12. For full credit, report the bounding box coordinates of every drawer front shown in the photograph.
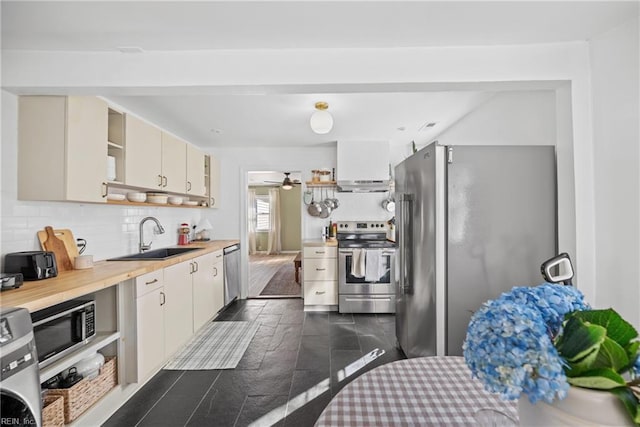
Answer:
[135,269,164,297]
[303,258,336,281]
[303,246,337,259]
[304,280,337,305]
[212,249,224,263]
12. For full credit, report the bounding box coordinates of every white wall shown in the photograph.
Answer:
[589,17,640,327]
[434,91,557,146]
[0,91,203,266]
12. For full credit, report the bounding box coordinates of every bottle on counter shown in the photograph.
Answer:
[178,223,190,245]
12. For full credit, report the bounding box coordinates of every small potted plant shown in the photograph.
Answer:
[463,283,640,426]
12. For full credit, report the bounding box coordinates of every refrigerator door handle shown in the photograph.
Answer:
[399,193,413,295]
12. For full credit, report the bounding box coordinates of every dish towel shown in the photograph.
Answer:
[364,249,385,282]
[351,249,366,278]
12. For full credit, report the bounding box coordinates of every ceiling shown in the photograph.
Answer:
[2,1,637,149]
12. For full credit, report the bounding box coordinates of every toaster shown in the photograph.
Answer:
[4,251,58,280]
[0,273,24,290]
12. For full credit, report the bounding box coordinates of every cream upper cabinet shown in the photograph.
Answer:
[124,114,162,190]
[206,154,221,208]
[18,96,108,203]
[161,132,187,194]
[186,144,207,197]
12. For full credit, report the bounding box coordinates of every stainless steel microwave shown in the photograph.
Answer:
[30,299,96,367]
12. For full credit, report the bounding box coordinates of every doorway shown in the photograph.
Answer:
[247,171,302,298]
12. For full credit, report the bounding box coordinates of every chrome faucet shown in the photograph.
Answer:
[139,217,166,253]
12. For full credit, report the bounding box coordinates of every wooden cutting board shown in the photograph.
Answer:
[38,227,77,271]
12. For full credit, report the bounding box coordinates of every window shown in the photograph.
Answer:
[256,195,270,231]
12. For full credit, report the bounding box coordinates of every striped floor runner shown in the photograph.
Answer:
[164,321,259,370]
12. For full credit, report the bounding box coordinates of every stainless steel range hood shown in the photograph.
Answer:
[337,141,390,193]
[337,180,390,193]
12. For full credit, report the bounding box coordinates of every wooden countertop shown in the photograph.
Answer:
[0,240,239,312]
[303,239,338,247]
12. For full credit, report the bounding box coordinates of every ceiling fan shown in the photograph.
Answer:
[265,172,301,190]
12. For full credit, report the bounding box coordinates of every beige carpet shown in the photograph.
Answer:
[248,253,297,296]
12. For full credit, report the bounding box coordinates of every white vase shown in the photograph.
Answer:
[518,386,633,426]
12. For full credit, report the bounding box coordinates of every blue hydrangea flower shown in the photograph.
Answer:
[463,283,588,404]
[633,355,640,378]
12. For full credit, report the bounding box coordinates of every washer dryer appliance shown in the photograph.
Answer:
[0,307,42,427]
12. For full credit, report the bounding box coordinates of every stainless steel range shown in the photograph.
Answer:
[337,221,396,313]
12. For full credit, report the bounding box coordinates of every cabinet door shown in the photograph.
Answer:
[65,97,108,203]
[163,261,194,357]
[161,132,187,194]
[125,115,162,189]
[192,252,215,331]
[208,155,220,208]
[212,253,225,314]
[136,287,165,380]
[17,96,107,203]
[186,144,207,197]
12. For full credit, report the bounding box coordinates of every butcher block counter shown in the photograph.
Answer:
[0,240,239,312]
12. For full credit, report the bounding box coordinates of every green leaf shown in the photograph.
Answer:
[624,341,640,371]
[610,387,640,425]
[567,368,627,389]
[591,336,630,372]
[570,309,638,347]
[556,316,607,363]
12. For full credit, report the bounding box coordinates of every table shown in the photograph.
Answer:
[293,252,302,283]
[315,356,518,426]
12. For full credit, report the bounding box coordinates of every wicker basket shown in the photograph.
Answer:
[48,357,117,423]
[42,395,65,427]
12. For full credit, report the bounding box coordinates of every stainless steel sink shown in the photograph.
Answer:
[107,247,201,261]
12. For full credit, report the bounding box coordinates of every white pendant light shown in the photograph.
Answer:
[310,101,333,134]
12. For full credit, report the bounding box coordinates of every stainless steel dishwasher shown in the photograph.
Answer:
[223,244,240,306]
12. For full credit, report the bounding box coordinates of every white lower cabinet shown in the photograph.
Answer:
[134,253,226,380]
[192,250,225,331]
[163,261,194,357]
[134,270,165,380]
[212,252,225,315]
[303,243,338,307]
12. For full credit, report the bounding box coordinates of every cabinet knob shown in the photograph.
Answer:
[157,174,163,187]
[145,278,158,285]
[316,268,326,271]
[187,181,192,192]
[162,176,168,187]
[101,182,108,198]
[160,291,166,306]
[213,266,218,276]
[210,197,215,207]
[315,251,325,254]
[315,291,326,295]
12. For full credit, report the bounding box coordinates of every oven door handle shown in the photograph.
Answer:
[339,249,395,255]
[343,297,393,302]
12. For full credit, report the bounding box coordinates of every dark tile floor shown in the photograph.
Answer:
[104,298,404,427]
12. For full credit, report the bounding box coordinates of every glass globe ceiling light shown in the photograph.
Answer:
[310,101,333,134]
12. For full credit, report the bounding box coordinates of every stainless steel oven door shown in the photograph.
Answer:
[338,249,396,295]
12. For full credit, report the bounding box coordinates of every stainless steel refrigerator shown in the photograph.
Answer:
[394,142,557,357]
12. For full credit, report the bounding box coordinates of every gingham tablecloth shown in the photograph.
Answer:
[315,356,517,426]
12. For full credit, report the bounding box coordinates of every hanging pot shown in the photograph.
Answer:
[307,188,322,217]
[318,188,331,218]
